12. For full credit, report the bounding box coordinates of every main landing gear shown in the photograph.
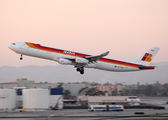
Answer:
[76,67,84,74]
[20,54,23,60]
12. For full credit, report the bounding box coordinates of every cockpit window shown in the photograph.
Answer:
[12,43,16,45]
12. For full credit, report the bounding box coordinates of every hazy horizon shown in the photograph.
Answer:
[0,62,168,85]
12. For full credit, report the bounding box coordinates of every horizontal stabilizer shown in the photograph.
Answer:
[138,65,155,70]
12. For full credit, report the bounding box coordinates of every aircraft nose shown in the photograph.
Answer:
[8,44,12,49]
[8,43,16,50]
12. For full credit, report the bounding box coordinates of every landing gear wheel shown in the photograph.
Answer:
[80,71,84,74]
[76,68,80,71]
[75,66,84,74]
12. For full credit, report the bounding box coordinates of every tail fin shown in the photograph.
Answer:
[131,47,160,66]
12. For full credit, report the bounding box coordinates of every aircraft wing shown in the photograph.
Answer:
[62,51,109,63]
[85,51,109,61]
[59,51,110,65]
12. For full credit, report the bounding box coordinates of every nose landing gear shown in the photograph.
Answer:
[20,55,23,60]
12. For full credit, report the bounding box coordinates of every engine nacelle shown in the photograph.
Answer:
[58,58,72,65]
[75,57,89,64]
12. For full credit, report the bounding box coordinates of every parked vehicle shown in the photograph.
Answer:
[88,105,124,112]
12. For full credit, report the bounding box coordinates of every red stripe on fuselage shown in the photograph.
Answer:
[29,43,140,68]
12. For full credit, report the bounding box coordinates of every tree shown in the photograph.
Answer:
[137,82,140,86]
[85,88,97,96]
[91,82,100,86]
[64,90,71,96]
[119,90,124,96]
[124,89,130,95]
[104,91,108,94]
[95,91,105,96]
[78,87,88,95]
[57,83,63,88]
[144,85,153,96]
[130,89,137,95]
[78,87,104,96]
[161,83,168,96]
[111,90,117,96]
[103,82,112,86]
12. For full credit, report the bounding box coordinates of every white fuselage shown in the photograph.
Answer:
[8,42,154,73]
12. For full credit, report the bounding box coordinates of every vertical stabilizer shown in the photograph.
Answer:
[131,47,160,65]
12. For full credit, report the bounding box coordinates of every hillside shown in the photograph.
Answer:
[0,62,168,84]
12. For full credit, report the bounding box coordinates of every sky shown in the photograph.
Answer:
[0,0,168,67]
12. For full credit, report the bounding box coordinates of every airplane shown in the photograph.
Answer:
[8,42,160,74]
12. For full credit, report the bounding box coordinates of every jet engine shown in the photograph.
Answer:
[58,58,72,65]
[75,57,89,64]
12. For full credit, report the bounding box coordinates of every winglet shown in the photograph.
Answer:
[101,51,110,57]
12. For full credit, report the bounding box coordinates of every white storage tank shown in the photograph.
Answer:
[23,89,49,109]
[0,89,16,110]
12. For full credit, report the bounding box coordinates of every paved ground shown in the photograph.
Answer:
[0,109,168,120]
[0,97,168,120]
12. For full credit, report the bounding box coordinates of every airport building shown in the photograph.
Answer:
[77,96,140,106]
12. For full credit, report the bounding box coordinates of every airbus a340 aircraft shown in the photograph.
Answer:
[8,42,160,74]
